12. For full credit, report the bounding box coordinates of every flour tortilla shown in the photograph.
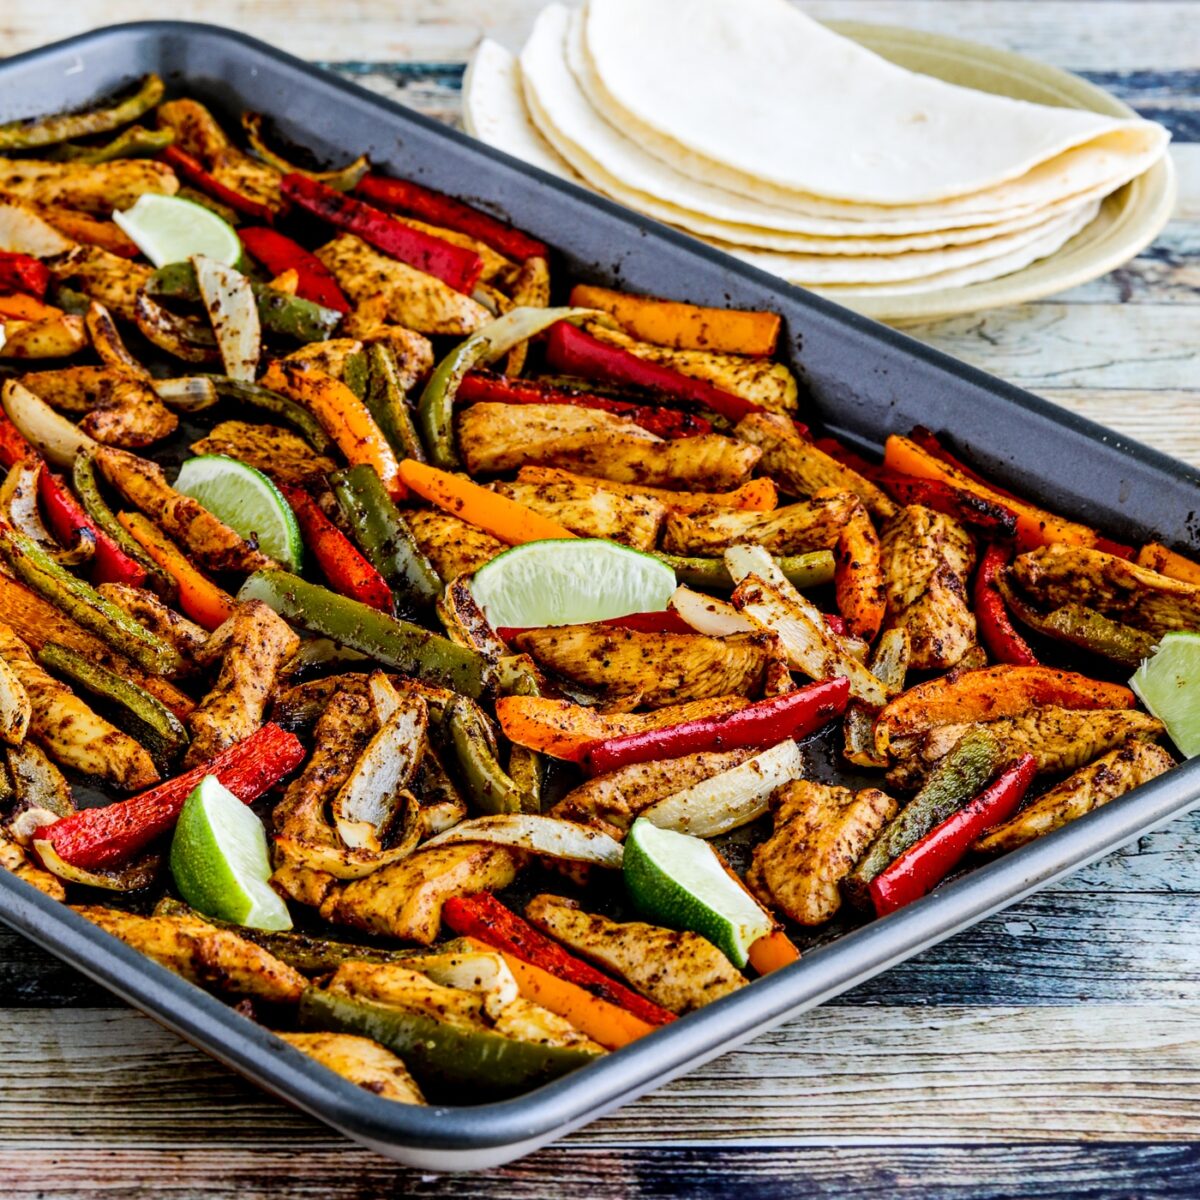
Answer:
[581,0,1169,207]
[513,6,1130,253]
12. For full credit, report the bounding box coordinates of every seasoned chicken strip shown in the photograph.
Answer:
[93,445,275,574]
[74,907,306,1003]
[524,894,744,1014]
[276,1032,426,1104]
[183,601,299,767]
[1012,545,1200,638]
[974,739,1176,854]
[880,504,977,670]
[0,623,158,791]
[747,780,897,926]
[20,366,177,447]
[405,510,506,581]
[47,246,152,323]
[190,421,338,489]
[97,583,209,669]
[492,477,666,550]
[551,749,756,834]
[318,843,520,944]
[662,492,859,555]
[512,626,775,706]
[735,412,895,518]
[316,233,489,336]
[0,158,177,215]
[888,706,1165,790]
[0,827,66,900]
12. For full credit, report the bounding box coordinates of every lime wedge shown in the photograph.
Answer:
[470,538,675,628]
[169,775,293,930]
[623,818,772,968]
[174,454,303,571]
[1131,631,1200,757]
[113,193,242,268]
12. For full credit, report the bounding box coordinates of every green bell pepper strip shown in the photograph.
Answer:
[298,986,600,1099]
[241,112,370,192]
[656,550,836,592]
[446,695,528,815]
[341,348,370,401]
[37,641,189,769]
[148,263,342,344]
[208,377,336,455]
[845,727,1004,907]
[238,570,489,698]
[330,464,441,607]
[0,74,164,150]
[417,307,605,469]
[0,521,182,677]
[365,342,427,463]
[44,125,175,163]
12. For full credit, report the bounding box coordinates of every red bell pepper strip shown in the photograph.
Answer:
[869,754,1037,916]
[876,471,1018,538]
[161,145,277,224]
[544,320,766,426]
[824,613,848,637]
[0,411,33,467]
[279,485,394,613]
[0,252,50,299]
[238,226,350,313]
[280,173,483,294]
[582,676,851,775]
[39,470,147,587]
[974,542,1039,667]
[456,371,712,440]
[498,609,696,642]
[355,174,548,263]
[442,893,676,1026]
[34,723,304,870]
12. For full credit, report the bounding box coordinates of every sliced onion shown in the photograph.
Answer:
[1,379,97,469]
[153,376,219,412]
[133,288,219,365]
[421,814,624,869]
[0,457,95,567]
[0,654,30,746]
[33,837,162,892]
[670,584,757,637]
[193,254,261,382]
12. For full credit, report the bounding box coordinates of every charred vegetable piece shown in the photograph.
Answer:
[0,252,51,299]
[239,226,350,313]
[239,570,490,699]
[43,125,175,164]
[975,542,1039,666]
[0,75,164,150]
[876,471,1018,538]
[241,113,369,193]
[363,342,426,464]
[444,696,530,815]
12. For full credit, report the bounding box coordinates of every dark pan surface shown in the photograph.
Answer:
[2,20,1200,1169]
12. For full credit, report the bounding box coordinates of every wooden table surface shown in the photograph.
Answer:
[2,2,1199,1196]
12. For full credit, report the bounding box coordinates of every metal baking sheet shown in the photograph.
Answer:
[2,20,1200,1170]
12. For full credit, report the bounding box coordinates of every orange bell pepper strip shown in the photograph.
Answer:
[275,365,404,500]
[0,293,61,321]
[748,929,801,975]
[1137,542,1200,585]
[118,512,236,631]
[568,283,781,357]
[834,502,886,642]
[514,466,777,513]
[882,434,1096,552]
[398,459,577,545]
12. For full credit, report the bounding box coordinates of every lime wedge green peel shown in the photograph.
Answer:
[169,775,293,931]
[469,538,676,629]
[623,818,772,968]
[174,454,303,571]
[113,193,242,268]
[1131,631,1200,758]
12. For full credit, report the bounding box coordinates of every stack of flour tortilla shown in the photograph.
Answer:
[462,0,1170,301]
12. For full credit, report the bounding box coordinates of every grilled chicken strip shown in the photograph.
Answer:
[0,623,158,791]
[735,412,895,518]
[748,780,897,926]
[492,476,667,550]
[975,739,1176,854]
[524,894,744,1014]
[662,491,860,555]
[887,706,1165,791]
[512,626,775,706]
[406,510,506,581]
[20,366,177,447]
[93,445,275,574]
[551,749,756,834]
[97,583,209,669]
[458,402,760,490]
[190,421,338,490]
[880,504,977,670]
[276,1032,426,1104]
[1012,545,1200,638]
[316,233,490,336]
[47,246,153,323]
[0,158,178,215]
[0,827,65,900]
[183,600,299,767]
[317,843,521,944]
[75,906,306,1003]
